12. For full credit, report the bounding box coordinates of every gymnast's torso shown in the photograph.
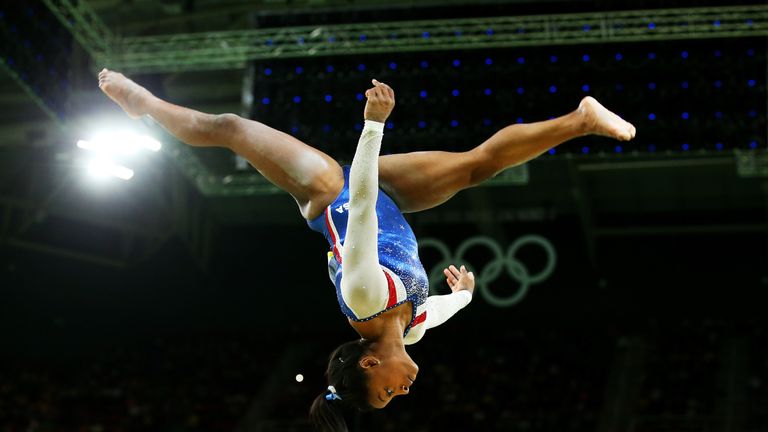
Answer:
[308,166,430,340]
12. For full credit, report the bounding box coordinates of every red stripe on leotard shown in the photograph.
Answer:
[384,271,398,308]
[412,312,427,326]
[324,208,342,264]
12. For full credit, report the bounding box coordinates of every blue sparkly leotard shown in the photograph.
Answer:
[306,121,471,345]
[308,166,430,338]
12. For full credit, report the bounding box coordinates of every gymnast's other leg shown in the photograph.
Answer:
[378,96,636,213]
[97,69,343,220]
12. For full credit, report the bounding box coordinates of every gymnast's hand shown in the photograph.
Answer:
[443,265,475,296]
[363,79,395,123]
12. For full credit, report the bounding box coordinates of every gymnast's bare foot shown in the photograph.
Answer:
[578,96,637,141]
[98,68,153,119]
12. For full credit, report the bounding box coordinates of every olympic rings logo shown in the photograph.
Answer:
[418,235,557,307]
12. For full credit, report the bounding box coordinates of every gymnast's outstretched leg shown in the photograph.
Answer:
[378,97,636,213]
[97,69,343,220]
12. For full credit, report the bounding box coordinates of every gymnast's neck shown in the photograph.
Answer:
[349,304,412,346]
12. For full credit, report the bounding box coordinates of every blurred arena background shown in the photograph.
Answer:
[1,0,767,431]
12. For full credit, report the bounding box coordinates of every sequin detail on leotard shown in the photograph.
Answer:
[308,166,429,336]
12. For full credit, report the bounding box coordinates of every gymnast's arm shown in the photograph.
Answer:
[423,290,473,330]
[339,80,396,318]
[424,265,475,329]
[403,266,474,344]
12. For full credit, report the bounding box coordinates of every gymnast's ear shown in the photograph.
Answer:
[359,355,381,369]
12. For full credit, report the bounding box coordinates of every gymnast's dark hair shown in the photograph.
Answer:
[310,339,375,432]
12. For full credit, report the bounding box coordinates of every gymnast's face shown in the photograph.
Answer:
[360,352,419,408]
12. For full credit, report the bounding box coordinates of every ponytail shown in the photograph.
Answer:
[310,339,374,431]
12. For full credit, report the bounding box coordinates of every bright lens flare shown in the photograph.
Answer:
[87,158,134,180]
[77,130,160,182]
[77,131,161,155]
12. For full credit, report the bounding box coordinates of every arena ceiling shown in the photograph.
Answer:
[0,0,765,270]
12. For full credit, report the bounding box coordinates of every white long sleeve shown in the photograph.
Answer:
[339,120,389,319]
[424,290,473,329]
[403,290,472,345]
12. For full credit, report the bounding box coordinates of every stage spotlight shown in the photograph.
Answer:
[76,130,160,182]
[77,131,161,155]
[86,157,134,181]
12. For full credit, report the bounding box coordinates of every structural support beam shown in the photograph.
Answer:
[110,5,768,73]
[568,160,598,273]
[594,224,768,236]
[0,62,62,125]
[41,0,113,61]
[96,0,577,32]
[0,195,172,269]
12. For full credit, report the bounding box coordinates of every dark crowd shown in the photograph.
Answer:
[3,317,768,432]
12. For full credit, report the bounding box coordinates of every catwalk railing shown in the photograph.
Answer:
[101,5,768,73]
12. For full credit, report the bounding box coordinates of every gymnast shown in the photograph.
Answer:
[98,69,635,431]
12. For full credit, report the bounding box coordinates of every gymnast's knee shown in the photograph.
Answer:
[210,113,247,148]
[468,149,504,186]
[212,112,243,128]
